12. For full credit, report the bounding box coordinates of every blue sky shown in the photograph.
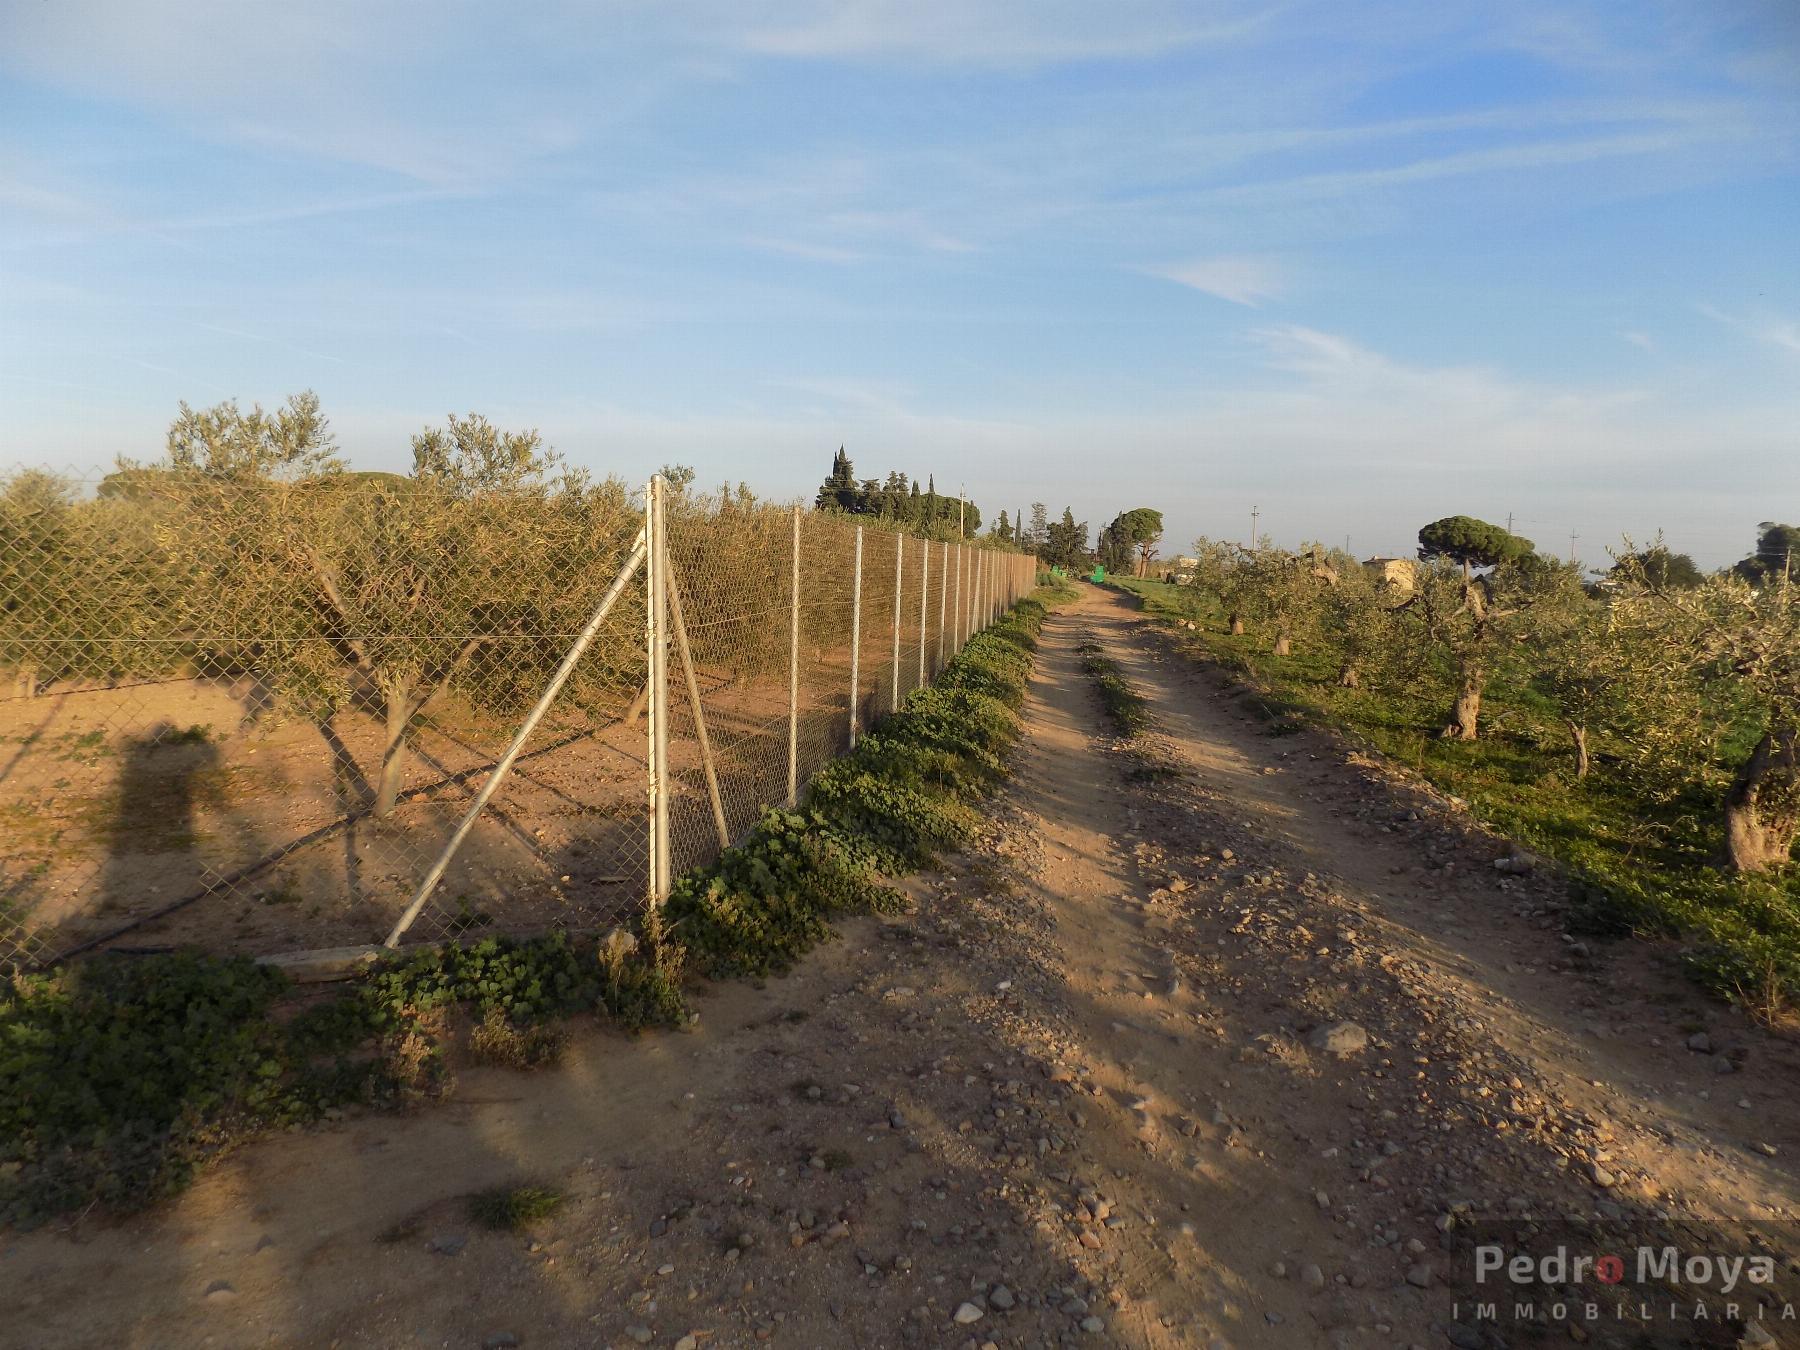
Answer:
[2,1,1796,566]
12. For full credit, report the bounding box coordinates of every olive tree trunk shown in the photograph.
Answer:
[374,678,422,818]
[1723,725,1800,873]
[1439,662,1483,741]
[1566,720,1590,780]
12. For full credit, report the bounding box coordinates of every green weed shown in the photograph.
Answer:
[1080,646,1150,736]
[467,1183,564,1230]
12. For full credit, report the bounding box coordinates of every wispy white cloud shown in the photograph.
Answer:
[1620,329,1655,352]
[1206,127,1747,208]
[1143,255,1286,306]
[744,236,867,264]
[826,210,976,254]
[0,174,100,220]
[728,0,1270,65]
[1699,303,1800,358]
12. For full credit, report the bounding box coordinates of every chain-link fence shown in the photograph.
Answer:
[0,468,1035,969]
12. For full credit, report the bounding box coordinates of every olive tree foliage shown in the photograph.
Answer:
[1318,556,1411,690]
[1188,538,1254,634]
[1610,558,1800,873]
[141,397,636,818]
[1395,552,1584,741]
[1609,546,1705,590]
[0,471,177,696]
[1526,599,1635,779]
[161,391,346,481]
[1237,544,1340,656]
[1186,537,1343,656]
[1,472,82,697]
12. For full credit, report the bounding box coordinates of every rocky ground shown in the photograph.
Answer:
[5,584,1799,1349]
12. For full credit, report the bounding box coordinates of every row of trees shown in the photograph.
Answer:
[813,468,1164,581]
[1004,503,1164,576]
[1182,515,1798,875]
[2,394,647,818]
[814,450,981,537]
[6,405,1059,830]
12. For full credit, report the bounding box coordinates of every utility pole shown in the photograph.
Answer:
[1344,533,1352,557]
[1249,505,1259,549]
[1568,530,1579,563]
[1506,512,1514,535]
[958,489,965,540]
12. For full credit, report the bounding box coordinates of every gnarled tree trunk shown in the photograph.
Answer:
[1723,725,1799,873]
[374,677,422,818]
[1566,720,1590,780]
[1439,662,1483,741]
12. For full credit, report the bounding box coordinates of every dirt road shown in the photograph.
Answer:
[7,585,1799,1349]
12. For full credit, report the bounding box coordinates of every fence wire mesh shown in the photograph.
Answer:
[0,467,1033,969]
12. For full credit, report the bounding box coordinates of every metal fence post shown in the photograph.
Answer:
[890,533,903,713]
[381,526,648,948]
[952,543,963,655]
[917,538,929,690]
[970,549,983,636]
[849,524,864,749]
[787,505,800,807]
[646,474,671,904]
[943,540,957,676]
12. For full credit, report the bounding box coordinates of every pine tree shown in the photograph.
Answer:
[815,448,860,512]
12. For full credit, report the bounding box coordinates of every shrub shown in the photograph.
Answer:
[0,954,393,1225]
[467,1183,564,1230]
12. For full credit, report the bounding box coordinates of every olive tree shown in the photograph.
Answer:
[1611,562,1799,873]
[1236,545,1339,656]
[148,398,635,818]
[1318,557,1404,690]
[1189,538,1252,634]
[0,471,176,696]
[0,472,82,697]
[1396,550,1584,741]
[1527,599,1630,779]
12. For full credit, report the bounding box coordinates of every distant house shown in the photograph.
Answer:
[1363,556,1417,592]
